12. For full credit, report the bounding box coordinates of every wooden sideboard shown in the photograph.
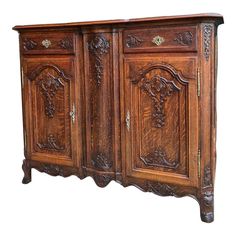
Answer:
[13,13,223,223]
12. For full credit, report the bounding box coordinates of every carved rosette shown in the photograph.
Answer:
[23,38,37,50]
[92,153,112,170]
[130,67,179,128]
[140,147,178,168]
[174,31,193,45]
[126,35,143,48]
[88,34,110,85]
[203,24,213,61]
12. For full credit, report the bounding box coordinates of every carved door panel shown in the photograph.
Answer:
[123,58,199,187]
[22,58,79,166]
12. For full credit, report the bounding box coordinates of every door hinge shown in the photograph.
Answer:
[197,67,201,97]
[70,103,76,124]
[21,67,24,88]
[126,110,130,131]
[198,148,201,178]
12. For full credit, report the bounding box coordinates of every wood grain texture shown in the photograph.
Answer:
[123,59,198,185]
[123,26,197,53]
[83,32,115,173]
[15,14,223,223]
[20,31,75,55]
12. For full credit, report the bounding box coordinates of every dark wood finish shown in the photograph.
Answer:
[13,14,223,223]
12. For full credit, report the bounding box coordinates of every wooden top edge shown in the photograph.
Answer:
[12,13,224,31]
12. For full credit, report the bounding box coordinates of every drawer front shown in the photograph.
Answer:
[20,32,75,54]
[123,26,197,53]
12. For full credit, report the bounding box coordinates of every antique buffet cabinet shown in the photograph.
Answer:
[13,14,223,222]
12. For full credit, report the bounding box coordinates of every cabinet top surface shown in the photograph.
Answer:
[13,13,223,31]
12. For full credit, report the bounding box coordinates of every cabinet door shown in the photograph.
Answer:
[123,57,199,187]
[22,58,79,166]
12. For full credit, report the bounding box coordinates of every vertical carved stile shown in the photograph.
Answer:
[203,24,213,61]
[87,33,113,171]
[88,34,110,85]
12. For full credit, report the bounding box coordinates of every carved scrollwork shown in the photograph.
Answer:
[140,147,178,168]
[92,153,112,170]
[33,162,78,177]
[59,38,73,49]
[37,73,63,117]
[203,24,213,61]
[27,64,69,118]
[203,163,212,187]
[203,190,214,207]
[125,35,143,48]
[93,174,112,188]
[147,182,177,196]
[174,31,193,45]
[23,38,37,50]
[37,134,64,151]
[130,66,179,128]
[200,188,214,223]
[88,34,110,85]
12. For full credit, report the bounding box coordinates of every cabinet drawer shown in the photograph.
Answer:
[123,26,197,53]
[20,32,75,54]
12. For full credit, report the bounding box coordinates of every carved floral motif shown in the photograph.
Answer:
[37,134,64,151]
[37,72,63,118]
[23,38,37,50]
[130,70,179,128]
[140,147,178,168]
[88,34,110,85]
[92,153,112,170]
[125,35,143,48]
[174,31,193,45]
[203,24,213,61]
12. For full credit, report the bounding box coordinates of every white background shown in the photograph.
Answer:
[0,0,235,235]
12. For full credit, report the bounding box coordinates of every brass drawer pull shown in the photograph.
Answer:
[42,39,51,48]
[152,35,165,46]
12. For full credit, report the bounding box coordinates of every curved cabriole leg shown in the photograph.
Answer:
[199,188,214,223]
[22,159,32,184]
